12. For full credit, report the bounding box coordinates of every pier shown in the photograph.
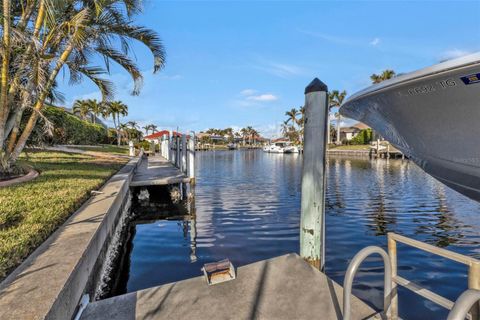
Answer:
[80,254,378,320]
[131,155,190,187]
[75,78,383,320]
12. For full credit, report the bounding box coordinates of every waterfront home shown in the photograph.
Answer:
[144,130,170,143]
[340,122,370,141]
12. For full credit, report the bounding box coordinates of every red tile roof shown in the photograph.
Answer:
[144,130,169,140]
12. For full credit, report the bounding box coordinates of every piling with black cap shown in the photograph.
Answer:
[300,78,329,270]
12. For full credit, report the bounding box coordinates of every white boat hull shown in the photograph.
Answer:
[340,53,480,201]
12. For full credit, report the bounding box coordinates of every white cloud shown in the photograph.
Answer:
[240,89,257,96]
[246,94,278,102]
[256,62,306,78]
[440,49,472,61]
[160,74,183,80]
[370,37,380,46]
[297,29,355,45]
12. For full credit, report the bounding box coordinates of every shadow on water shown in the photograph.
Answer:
[107,151,480,320]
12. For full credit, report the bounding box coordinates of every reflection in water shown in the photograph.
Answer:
[118,150,480,320]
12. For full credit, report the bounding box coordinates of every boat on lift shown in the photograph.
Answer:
[227,143,238,150]
[263,141,300,154]
[340,52,480,202]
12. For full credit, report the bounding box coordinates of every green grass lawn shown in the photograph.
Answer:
[73,144,129,155]
[328,144,370,151]
[0,151,127,280]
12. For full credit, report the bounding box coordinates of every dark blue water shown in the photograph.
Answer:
[122,150,480,319]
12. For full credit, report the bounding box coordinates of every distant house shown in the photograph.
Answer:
[339,122,370,141]
[144,130,169,142]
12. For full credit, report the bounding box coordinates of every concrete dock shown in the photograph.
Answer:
[131,155,190,187]
[80,254,380,320]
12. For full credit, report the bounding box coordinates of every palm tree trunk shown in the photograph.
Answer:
[116,114,121,146]
[0,0,12,148]
[10,43,75,164]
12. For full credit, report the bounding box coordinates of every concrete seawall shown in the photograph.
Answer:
[327,149,371,157]
[0,154,143,320]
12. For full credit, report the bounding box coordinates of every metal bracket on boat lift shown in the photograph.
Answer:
[343,246,392,320]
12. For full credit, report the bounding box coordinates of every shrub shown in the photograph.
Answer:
[135,140,160,152]
[28,106,108,145]
[349,128,373,145]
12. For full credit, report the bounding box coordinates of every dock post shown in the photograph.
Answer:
[182,134,187,174]
[165,137,169,161]
[188,131,196,185]
[129,140,135,157]
[169,131,174,163]
[176,134,180,168]
[150,140,155,156]
[376,138,380,159]
[300,78,328,271]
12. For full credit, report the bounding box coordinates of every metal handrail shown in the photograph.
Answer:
[387,232,480,320]
[343,246,392,320]
[447,289,480,320]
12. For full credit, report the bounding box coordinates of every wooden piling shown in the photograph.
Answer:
[300,78,328,271]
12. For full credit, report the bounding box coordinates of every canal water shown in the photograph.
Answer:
[116,150,480,320]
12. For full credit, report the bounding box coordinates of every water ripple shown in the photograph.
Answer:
[121,151,480,320]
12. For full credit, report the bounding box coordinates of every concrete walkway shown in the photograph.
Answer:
[131,155,190,187]
[80,254,380,320]
[0,156,142,320]
[44,145,131,159]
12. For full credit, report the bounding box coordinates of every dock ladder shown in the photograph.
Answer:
[343,232,480,320]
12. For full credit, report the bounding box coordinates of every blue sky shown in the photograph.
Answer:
[59,0,480,137]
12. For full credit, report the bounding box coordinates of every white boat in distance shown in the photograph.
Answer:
[263,141,300,154]
[340,52,480,202]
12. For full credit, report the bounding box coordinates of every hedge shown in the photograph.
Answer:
[29,106,108,145]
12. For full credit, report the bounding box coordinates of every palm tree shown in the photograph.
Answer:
[285,108,300,126]
[0,0,166,175]
[281,120,290,137]
[143,125,151,135]
[72,100,92,121]
[245,126,254,145]
[250,128,259,145]
[329,90,347,144]
[370,70,396,84]
[73,99,104,124]
[119,123,130,142]
[127,121,138,130]
[240,127,248,145]
[327,92,336,144]
[104,101,128,146]
[89,100,106,124]
[150,124,158,133]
